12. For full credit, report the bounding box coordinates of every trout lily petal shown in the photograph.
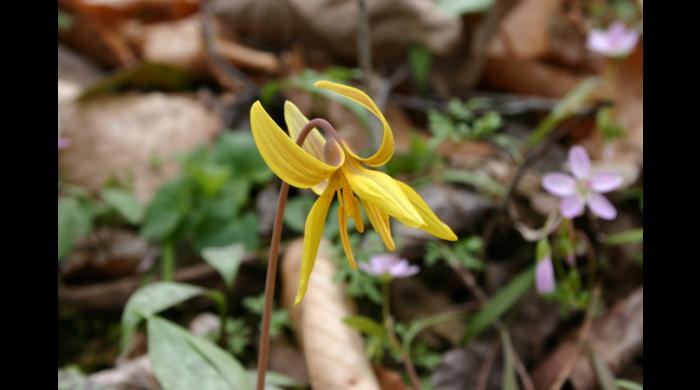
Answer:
[249,80,458,304]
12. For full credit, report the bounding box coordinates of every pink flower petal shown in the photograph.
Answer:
[588,172,623,193]
[561,195,585,219]
[587,193,617,220]
[568,146,591,179]
[542,173,577,197]
[535,257,555,294]
[587,31,614,54]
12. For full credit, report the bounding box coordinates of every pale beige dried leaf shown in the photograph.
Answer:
[488,0,560,58]
[58,83,221,202]
[211,0,462,62]
[281,238,381,390]
[128,16,280,76]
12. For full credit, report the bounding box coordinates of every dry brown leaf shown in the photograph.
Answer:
[125,16,281,77]
[211,0,462,63]
[58,80,221,201]
[375,366,409,390]
[488,0,560,58]
[588,44,643,178]
[531,287,643,390]
[281,238,381,390]
[61,228,156,280]
[482,57,585,98]
[60,0,199,24]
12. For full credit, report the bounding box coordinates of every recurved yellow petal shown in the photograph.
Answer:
[362,200,396,251]
[314,80,394,167]
[337,204,357,269]
[341,158,423,228]
[250,101,339,189]
[295,178,339,304]
[284,101,326,160]
[283,101,337,195]
[396,180,458,241]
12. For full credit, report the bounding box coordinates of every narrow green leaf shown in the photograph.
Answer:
[58,197,93,260]
[437,0,495,16]
[148,316,252,390]
[343,315,387,339]
[525,78,600,149]
[141,178,192,241]
[408,45,432,90]
[101,188,144,224]
[247,371,302,390]
[604,228,643,246]
[284,196,315,233]
[441,169,506,198]
[463,265,535,341]
[615,379,643,390]
[201,243,246,288]
[121,282,204,347]
[500,328,519,390]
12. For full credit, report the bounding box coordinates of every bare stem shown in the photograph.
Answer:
[255,117,339,390]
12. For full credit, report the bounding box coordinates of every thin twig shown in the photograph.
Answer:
[458,0,521,88]
[476,339,501,390]
[200,0,258,96]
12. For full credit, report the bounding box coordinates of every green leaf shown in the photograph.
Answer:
[201,243,246,288]
[441,169,506,199]
[141,178,192,241]
[284,196,315,233]
[261,371,302,389]
[58,11,73,30]
[122,282,204,347]
[148,316,252,390]
[187,161,232,197]
[343,315,387,339]
[101,188,144,224]
[500,328,519,390]
[245,370,301,390]
[78,62,196,101]
[615,379,644,390]
[58,197,94,260]
[408,45,432,91]
[604,228,643,246]
[437,0,495,16]
[525,78,600,149]
[463,265,535,341]
[212,132,273,184]
[192,212,260,252]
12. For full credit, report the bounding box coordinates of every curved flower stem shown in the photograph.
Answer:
[381,281,422,390]
[255,117,340,390]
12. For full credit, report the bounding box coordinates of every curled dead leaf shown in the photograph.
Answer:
[281,238,381,390]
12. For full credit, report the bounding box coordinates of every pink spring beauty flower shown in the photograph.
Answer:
[587,21,639,58]
[542,146,623,220]
[535,256,555,294]
[359,254,419,278]
[58,137,70,150]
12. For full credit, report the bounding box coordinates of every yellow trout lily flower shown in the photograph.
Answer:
[250,80,458,304]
